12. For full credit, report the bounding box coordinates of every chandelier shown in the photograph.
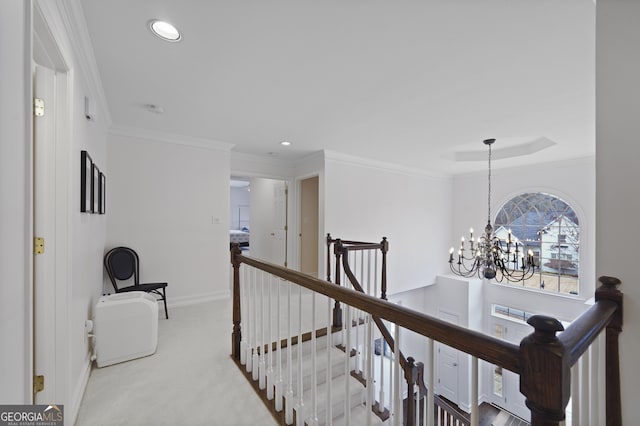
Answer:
[448,139,537,282]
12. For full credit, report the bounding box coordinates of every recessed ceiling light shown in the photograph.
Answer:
[280,141,291,146]
[149,20,182,42]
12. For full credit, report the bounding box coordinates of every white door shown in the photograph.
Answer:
[271,181,288,266]
[490,320,530,422]
[437,311,460,404]
[437,343,459,403]
[33,65,56,403]
[249,178,287,264]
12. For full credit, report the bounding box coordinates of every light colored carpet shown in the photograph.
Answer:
[75,299,278,426]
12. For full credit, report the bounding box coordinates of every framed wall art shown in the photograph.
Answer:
[80,150,92,212]
[92,163,100,213]
[99,172,106,214]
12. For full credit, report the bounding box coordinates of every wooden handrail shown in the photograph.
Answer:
[332,236,423,421]
[232,245,623,426]
[558,300,618,366]
[233,250,521,372]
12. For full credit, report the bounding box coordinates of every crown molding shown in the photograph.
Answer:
[36,0,112,127]
[453,154,595,179]
[109,125,234,152]
[323,149,448,180]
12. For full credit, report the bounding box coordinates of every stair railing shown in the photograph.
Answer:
[327,236,430,422]
[231,245,623,426]
[332,238,428,423]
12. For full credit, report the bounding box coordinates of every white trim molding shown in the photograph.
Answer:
[109,125,235,152]
[36,0,112,127]
[324,149,448,180]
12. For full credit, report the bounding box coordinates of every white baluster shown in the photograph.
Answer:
[267,274,275,400]
[374,250,379,299]
[571,361,579,426]
[427,338,434,426]
[579,350,589,422]
[245,267,253,373]
[366,250,372,296]
[355,307,361,376]
[326,295,333,425]
[275,277,284,411]
[366,314,373,426]
[597,332,606,426]
[345,306,352,426]
[360,250,364,292]
[240,264,247,366]
[471,356,478,426]
[285,281,294,424]
[378,328,386,415]
[296,286,305,426]
[307,292,318,426]
[252,267,259,381]
[590,339,600,425]
[259,271,266,389]
[393,324,401,426]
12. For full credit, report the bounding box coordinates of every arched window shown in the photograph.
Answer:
[494,193,580,295]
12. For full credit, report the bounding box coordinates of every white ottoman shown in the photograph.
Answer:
[94,291,159,367]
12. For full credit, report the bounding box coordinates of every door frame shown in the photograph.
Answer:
[32,2,71,405]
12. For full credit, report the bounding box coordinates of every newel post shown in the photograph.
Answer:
[332,239,343,329]
[404,357,417,426]
[596,276,623,426]
[380,237,389,300]
[326,233,333,282]
[520,315,568,426]
[231,244,242,360]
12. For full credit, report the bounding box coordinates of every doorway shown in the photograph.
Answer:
[299,176,319,276]
[230,177,289,266]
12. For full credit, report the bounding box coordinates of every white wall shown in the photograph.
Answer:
[452,156,596,299]
[596,1,640,423]
[0,0,33,403]
[106,131,232,305]
[324,151,452,294]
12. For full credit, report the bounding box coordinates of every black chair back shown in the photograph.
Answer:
[103,246,169,319]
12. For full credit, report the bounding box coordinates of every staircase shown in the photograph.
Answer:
[233,322,386,425]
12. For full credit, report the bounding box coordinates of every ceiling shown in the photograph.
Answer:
[80,0,595,174]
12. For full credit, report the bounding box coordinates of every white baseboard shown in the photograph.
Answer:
[165,290,231,309]
[69,355,92,426]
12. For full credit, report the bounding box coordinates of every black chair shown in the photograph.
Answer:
[104,247,169,319]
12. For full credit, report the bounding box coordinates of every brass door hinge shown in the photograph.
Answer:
[34,98,45,117]
[34,375,44,394]
[34,237,45,255]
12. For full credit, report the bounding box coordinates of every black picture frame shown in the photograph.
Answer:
[99,172,106,214]
[80,150,92,213]
[92,163,100,213]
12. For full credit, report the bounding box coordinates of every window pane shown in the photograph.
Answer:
[494,193,580,295]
